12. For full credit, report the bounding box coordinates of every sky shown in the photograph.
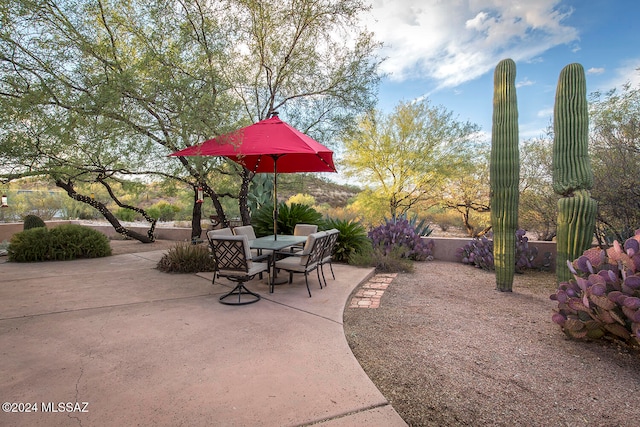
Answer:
[362,0,640,142]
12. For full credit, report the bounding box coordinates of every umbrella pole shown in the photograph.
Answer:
[272,155,278,240]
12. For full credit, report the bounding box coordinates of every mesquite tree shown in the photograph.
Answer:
[490,59,520,292]
[0,0,380,239]
[553,63,598,282]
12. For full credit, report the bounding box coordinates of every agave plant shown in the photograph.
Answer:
[550,229,640,347]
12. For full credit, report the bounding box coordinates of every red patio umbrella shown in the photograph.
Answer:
[170,114,337,238]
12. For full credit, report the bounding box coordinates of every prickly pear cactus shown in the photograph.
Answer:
[490,58,520,292]
[550,231,640,348]
[553,63,598,282]
[248,174,274,215]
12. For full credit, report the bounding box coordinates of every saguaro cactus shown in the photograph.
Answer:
[553,63,598,282]
[490,58,520,292]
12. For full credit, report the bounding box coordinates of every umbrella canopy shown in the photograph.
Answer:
[170,114,336,238]
[170,115,336,173]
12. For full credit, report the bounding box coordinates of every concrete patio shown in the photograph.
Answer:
[0,249,407,426]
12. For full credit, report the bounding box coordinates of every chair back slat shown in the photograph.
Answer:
[208,235,252,273]
[323,229,340,259]
[304,233,328,266]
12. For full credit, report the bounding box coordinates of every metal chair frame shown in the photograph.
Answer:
[319,229,340,287]
[274,232,328,297]
[207,234,269,305]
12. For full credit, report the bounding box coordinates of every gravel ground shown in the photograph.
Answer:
[343,261,640,427]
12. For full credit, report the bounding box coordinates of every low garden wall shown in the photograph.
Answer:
[0,221,193,243]
[1,221,557,271]
[427,237,557,272]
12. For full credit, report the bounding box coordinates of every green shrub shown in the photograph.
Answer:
[115,207,137,222]
[8,224,111,262]
[323,218,370,263]
[252,202,323,237]
[147,201,181,222]
[156,242,216,273]
[23,214,46,230]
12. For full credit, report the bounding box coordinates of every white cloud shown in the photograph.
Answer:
[363,0,578,90]
[537,107,554,119]
[516,77,535,88]
[587,67,605,75]
[605,59,640,89]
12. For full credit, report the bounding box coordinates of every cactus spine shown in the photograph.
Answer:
[490,59,520,292]
[553,63,598,282]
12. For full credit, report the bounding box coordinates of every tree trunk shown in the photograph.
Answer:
[239,169,252,225]
[191,186,203,241]
[55,179,154,243]
[97,176,157,240]
[202,183,228,227]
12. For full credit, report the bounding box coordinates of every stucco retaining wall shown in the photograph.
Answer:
[426,237,557,272]
[0,221,193,243]
[0,222,557,271]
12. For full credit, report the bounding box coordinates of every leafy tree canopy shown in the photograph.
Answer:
[1,0,381,236]
[341,99,481,220]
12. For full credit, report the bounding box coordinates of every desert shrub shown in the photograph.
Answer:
[323,218,370,263]
[146,201,181,222]
[428,210,463,232]
[115,207,137,222]
[550,230,640,348]
[23,214,46,230]
[368,217,435,261]
[156,242,216,273]
[287,193,316,206]
[350,243,414,273]
[8,224,111,262]
[252,202,323,237]
[456,230,538,271]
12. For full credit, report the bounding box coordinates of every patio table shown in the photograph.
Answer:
[249,235,308,291]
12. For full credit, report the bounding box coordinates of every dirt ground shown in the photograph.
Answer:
[343,261,640,427]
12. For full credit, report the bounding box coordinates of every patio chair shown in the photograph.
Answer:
[294,223,318,236]
[274,232,328,297]
[207,227,233,237]
[319,228,340,287]
[207,234,269,305]
[232,225,272,261]
[285,223,319,252]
